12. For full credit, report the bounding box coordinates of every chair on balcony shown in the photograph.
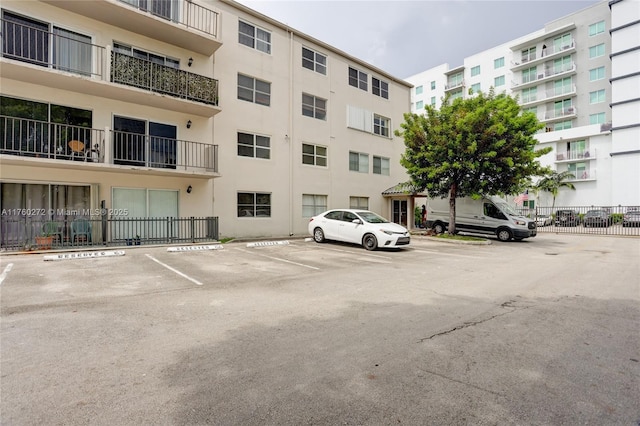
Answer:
[70,218,92,244]
[68,140,85,161]
[42,221,64,245]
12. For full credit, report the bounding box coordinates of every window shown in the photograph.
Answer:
[373,156,390,175]
[448,72,463,87]
[589,66,605,81]
[449,89,463,101]
[568,162,588,180]
[237,192,271,217]
[431,81,436,90]
[589,43,605,59]
[302,47,326,75]
[553,55,572,74]
[494,57,504,69]
[350,196,368,209]
[415,85,423,95]
[302,143,327,166]
[430,97,436,107]
[113,116,177,169]
[554,77,573,96]
[470,83,481,94]
[113,43,179,68]
[113,188,177,221]
[494,75,505,87]
[590,112,606,125]
[372,77,389,99]
[471,65,480,77]
[553,33,573,51]
[522,87,537,103]
[522,67,537,84]
[554,120,572,131]
[238,20,271,53]
[302,93,327,120]
[348,67,368,91]
[589,21,605,36]
[521,46,536,62]
[589,89,605,104]
[416,100,424,110]
[373,114,390,137]
[523,106,537,116]
[349,151,368,173]
[237,132,270,159]
[2,12,93,75]
[302,194,327,217]
[237,74,271,106]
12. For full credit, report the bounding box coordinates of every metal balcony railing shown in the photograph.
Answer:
[112,130,218,172]
[556,148,596,162]
[1,18,106,78]
[111,51,219,105]
[544,106,577,120]
[117,0,218,37]
[0,116,105,162]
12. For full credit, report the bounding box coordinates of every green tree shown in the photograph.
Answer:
[533,170,576,213]
[395,89,550,234]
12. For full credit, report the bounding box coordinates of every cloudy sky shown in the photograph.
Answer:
[235,0,603,79]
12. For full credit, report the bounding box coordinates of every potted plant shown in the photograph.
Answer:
[35,232,54,250]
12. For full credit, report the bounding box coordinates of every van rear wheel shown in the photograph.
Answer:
[496,228,513,242]
[432,222,446,234]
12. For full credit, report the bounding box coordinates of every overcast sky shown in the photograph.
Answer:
[234,0,603,79]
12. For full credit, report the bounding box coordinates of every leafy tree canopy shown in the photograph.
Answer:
[395,89,551,233]
[397,89,551,198]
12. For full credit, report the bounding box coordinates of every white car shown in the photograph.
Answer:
[308,209,411,250]
[535,214,552,227]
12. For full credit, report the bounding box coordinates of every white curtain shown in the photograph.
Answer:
[53,27,91,75]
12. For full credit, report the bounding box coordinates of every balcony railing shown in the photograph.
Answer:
[445,80,465,91]
[521,85,576,105]
[543,107,577,121]
[556,148,596,162]
[1,18,106,78]
[0,116,104,162]
[0,215,219,251]
[512,63,576,87]
[117,0,218,37]
[112,130,218,172]
[111,51,219,106]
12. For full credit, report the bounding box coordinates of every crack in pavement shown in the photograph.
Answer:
[417,299,527,343]
[417,367,506,398]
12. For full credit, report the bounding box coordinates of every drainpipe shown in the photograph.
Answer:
[288,28,294,236]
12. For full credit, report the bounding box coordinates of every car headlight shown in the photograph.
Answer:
[380,229,393,235]
[514,220,526,225]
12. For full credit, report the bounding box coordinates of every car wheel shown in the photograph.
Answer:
[433,221,446,234]
[362,234,378,251]
[496,228,513,242]
[313,227,325,243]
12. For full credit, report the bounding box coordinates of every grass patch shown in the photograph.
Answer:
[219,237,235,244]
[435,233,487,242]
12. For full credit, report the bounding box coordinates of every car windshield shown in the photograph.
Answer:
[357,211,389,223]
[587,210,605,217]
[496,202,519,216]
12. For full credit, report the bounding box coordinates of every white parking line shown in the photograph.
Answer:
[410,248,486,259]
[308,245,395,261]
[145,254,203,286]
[0,263,13,286]
[235,248,320,270]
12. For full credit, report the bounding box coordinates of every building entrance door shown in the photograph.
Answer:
[392,199,408,227]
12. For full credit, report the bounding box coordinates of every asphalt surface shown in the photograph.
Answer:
[1,234,639,425]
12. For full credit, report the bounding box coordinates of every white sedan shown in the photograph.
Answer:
[535,214,553,227]
[308,209,411,250]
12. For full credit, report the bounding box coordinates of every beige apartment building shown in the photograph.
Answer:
[0,0,412,249]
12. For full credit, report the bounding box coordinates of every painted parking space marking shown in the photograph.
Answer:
[307,245,395,261]
[235,247,320,270]
[410,247,486,259]
[246,240,290,248]
[145,254,203,286]
[0,263,13,286]
[44,250,125,261]
[167,245,224,252]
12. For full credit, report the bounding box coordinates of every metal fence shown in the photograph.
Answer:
[0,216,219,251]
[519,205,640,236]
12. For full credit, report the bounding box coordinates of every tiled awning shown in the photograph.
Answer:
[381,182,428,196]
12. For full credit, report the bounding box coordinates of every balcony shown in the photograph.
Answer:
[555,148,596,162]
[41,0,221,55]
[567,169,596,181]
[0,116,218,175]
[512,63,576,88]
[542,107,577,122]
[111,51,218,106]
[445,80,465,91]
[520,85,577,107]
[0,19,220,117]
[511,41,576,70]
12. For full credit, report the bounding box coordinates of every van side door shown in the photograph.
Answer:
[481,202,508,233]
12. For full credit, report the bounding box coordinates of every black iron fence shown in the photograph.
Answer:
[0,216,219,251]
[518,205,640,236]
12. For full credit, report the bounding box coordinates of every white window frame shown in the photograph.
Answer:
[470,83,481,94]
[589,89,605,104]
[588,21,605,37]
[237,74,271,106]
[302,93,327,120]
[373,156,390,176]
[589,66,605,81]
[302,143,327,167]
[494,57,504,69]
[372,77,389,99]
[348,66,368,91]
[589,112,606,125]
[237,132,270,159]
[302,194,327,217]
[238,20,271,54]
[237,192,271,218]
[471,65,480,76]
[373,114,390,137]
[589,43,605,59]
[349,151,368,173]
[494,75,505,87]
[302,46,326,75]
[349,196,368,210]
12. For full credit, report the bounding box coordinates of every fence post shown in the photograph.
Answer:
[190,217,195,243]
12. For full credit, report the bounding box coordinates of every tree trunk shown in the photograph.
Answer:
[448,183,457,235]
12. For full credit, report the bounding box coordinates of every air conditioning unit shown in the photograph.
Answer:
[538,74,544,79]
[567,107,575,113]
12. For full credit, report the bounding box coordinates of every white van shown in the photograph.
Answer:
[426,196,537,242]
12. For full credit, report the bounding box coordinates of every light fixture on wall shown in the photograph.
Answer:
[186,185,193,194]
[188,57,193,67]
[186,120,192,129]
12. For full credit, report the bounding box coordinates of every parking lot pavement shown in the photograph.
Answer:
[1,234,639,425]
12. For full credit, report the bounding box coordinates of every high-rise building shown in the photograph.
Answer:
[0,0,412,249]
[407,0,639,208]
